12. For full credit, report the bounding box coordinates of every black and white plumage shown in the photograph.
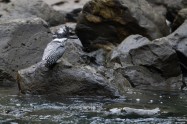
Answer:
[42,26,69,68]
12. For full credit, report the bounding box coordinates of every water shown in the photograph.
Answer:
[0,87,187,124]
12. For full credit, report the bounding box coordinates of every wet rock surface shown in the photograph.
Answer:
[75,0,169,51]
[1,88,187,123]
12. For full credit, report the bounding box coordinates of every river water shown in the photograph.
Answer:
[0,87,187,124]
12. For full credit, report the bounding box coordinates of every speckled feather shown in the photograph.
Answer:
[42,26,69,67]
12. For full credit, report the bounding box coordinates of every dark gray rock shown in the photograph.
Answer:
[17,40,119,97]
[146,4,167,17]
[110,35,150,66]
[0,0,66,26]
[146,0,185,17]
[154,19,187,76]
[17,63,119,97]
[59,40,84,66]
[43,0,89,22]
[0,69,16,87]
[16,33,184,95]
[130,42,181,78]
[110,35,182,91]
[76,0,169,51]
[0,0,10,3]
[167,20,187,59]
[118,66,181,91]
[0,17,52,87]
[158,22,187,54]
[173,9,187,31]
[146,0,187,29]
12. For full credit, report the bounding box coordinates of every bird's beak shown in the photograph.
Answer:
[69,36,78,39]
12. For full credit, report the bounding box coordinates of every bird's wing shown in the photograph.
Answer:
[42,42,59,60]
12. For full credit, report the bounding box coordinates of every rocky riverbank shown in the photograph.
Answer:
[0,0,186,97]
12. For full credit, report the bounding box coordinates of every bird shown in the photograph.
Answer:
[42,26,70,68]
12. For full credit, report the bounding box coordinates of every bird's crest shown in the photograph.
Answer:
[53,26,70,39]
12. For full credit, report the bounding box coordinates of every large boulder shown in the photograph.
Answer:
[75,0,169,51]
[17,40,120,97]
[154,19,187,74]
[110,35,182,91]
[167,20,187,59]
[0,0,66,26]
[0,17,52,86]
[110,35,150,66]
[117,66,182,91]
[17,63,119,97]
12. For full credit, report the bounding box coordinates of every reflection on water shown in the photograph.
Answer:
[0,87,187,124]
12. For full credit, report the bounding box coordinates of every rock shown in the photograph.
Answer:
[167,20,187,59]
[82,49,107,66]
[60,40,85,66]
[17,39,119,97]
[110,35,182,91]
[75,0,169,51]
[146,0,187,31]
[109,69,132,95]
[109,107,160,116]
[43,0,89,22]
[146,0,187,21]
[0,69,16,87]
[155,20,187,76]
[0,17,52,87]
[17,63,119,97]
[146,3,167,17]
[118,66,182,91]
[130,42,181,78]
[45,0,89,11]
[16,33,184,95]
[110,35,150,66]
[0,0,10,3]
[172,8,187,31]
[0,0,66,26]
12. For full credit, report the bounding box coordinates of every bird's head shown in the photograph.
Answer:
[53,26,70,39]
[53,25,78,39]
